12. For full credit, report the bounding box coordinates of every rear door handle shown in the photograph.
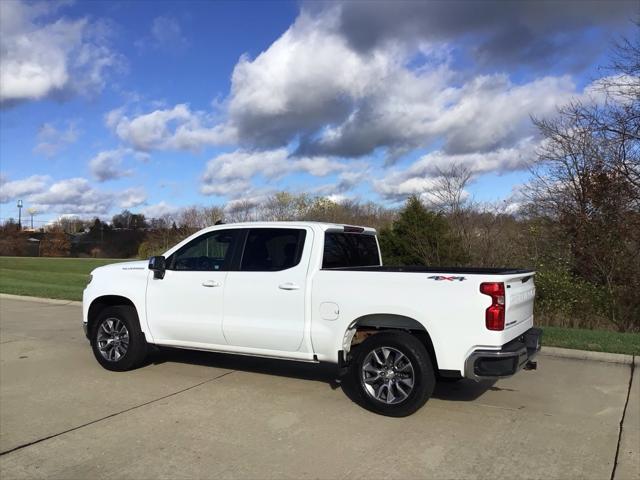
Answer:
[278,282,300,290]
[202,280,221,288]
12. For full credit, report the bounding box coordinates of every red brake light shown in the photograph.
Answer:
[480,282,505,331]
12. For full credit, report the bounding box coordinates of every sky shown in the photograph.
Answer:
[0,0,637,225]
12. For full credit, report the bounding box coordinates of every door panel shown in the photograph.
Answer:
[223,228,311,351]
[145,229,240,345]
[146,270,227,344]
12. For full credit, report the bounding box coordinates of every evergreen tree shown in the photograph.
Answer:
[379,196,468,266]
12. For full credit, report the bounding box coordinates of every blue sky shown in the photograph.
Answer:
[0,0,637,224]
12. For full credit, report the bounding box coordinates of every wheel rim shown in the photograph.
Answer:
[361,346,415,405]
[96,317,130,362]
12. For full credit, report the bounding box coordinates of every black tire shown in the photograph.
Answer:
[348,331,435,417]
[90,305,148,371]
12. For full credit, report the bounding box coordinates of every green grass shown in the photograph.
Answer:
[542,326,640,356]
[0,256,127,301]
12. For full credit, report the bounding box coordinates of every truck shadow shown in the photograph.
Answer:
[151,347,495,404]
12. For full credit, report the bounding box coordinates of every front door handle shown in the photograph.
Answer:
[278,282,300,290]
[202,280,221,288]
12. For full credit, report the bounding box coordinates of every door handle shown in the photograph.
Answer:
[202,280,221,288]
[278,282,300,290]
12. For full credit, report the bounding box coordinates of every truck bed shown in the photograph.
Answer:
[323,265,534,275]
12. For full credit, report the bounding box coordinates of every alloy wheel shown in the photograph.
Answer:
[96,317,130,362]
[361,346,415,404]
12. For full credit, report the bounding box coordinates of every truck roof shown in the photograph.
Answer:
[210,221,377,234]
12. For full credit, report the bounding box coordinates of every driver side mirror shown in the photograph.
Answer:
[148,256,166,279]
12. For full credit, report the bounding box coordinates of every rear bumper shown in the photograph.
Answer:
[464,328,542,381]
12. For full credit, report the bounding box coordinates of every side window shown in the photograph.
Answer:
[241,228,306,272]
[322,232,380,268]
[169,230,239,271]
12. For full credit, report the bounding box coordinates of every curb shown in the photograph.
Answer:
[541,346,637,366]
[0,293,82,307]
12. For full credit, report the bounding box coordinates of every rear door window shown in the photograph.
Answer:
[240,228,306,271]
[322,232,380,268]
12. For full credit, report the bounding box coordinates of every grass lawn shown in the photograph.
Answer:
[0,256,128,301]
[542,326,639,356]
[1,256,637,355]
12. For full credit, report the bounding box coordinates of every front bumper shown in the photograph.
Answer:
[465,328,542,381]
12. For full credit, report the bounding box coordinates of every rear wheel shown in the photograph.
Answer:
[348,331,435,417]
[90,305,147,371]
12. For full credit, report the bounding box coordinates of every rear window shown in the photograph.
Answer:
[241,228,306,271]
[322,232,380,269]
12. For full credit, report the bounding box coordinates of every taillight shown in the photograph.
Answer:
[480,282,505,331]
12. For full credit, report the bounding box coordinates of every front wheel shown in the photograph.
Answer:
[90,305,148,371]
[348,331,435,417]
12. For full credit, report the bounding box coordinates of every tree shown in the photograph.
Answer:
[262,192,310,221]
[0,220,27,256]
[40,226,71,257]
[426,163,473,217]
[525,27,640,331]
[112,210,133,229]
[379,196,468,266]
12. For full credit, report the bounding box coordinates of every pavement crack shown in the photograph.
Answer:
[0,370,235,457]
[610,355,635,480]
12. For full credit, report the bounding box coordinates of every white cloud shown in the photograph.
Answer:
[151,16,189,51]
[0,175,50,203]
[227,11,393,150]
[103,5,581,190]
[200,148,346,197]
[89,149,133,182]
[375,138,538,201]
[222,9,577,161]
[27,177,114,215]
[134,16,189,53]
[0,0,122,105]
[119,187,146,209]
[141,201,180,219]
[1,175,148,217]
[107,104,235,151]
[34,121,79,157]
[430,75,575,155]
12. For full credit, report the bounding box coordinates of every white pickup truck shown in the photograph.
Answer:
[83,221,541,416]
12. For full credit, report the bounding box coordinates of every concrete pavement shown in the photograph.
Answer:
[0,296,637,479]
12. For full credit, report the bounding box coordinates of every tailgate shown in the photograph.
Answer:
[504,273,536,329]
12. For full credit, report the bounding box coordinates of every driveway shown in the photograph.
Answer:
[0,296,637,479]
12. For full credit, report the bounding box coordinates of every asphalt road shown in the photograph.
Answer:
[0,296,638,479]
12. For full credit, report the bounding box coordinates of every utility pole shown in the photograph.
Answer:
[17,200,23,230]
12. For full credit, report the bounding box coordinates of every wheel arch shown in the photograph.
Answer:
[344,314,439,371]
[88,295,139,336]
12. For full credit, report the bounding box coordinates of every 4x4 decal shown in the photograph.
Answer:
[428,275,467,281]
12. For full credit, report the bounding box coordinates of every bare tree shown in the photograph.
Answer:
[526,48,640,330]
[261,192,310,221]
[40,225,71,257]
[421,163,475,254]
[428,163,473,216]
[225,200,259,223]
